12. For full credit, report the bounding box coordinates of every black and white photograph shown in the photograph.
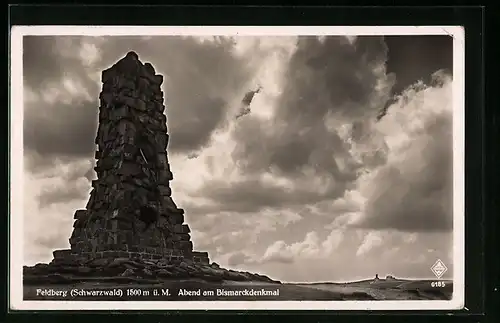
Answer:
[10,26,465,311]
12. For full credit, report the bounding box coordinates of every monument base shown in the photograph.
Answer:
[52,248,210,265]
[23,251,280,286]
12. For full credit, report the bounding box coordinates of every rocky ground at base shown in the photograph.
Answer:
[23,257,280,285]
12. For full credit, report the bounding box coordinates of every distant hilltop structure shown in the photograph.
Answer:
[371,274,397,282]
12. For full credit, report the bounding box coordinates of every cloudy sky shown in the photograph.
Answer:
[21,33,455,283]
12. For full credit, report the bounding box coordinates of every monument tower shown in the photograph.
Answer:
[52,52,209,265]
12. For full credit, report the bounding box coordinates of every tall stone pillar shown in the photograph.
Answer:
[62,51,208,265]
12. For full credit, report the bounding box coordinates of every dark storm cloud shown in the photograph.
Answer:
[24,99,98,162]
[187,176,347,214]
[232,36,390,178]
[168,97,227,151]
[192,36,391,212]
[23,36,96,91]
[23,36,101,165]
[23,36,62,89]
[193,36,455,234]
[95,36,254,153]
[23,35,256,166]
[385,35,453,96]
[378,35,453,119]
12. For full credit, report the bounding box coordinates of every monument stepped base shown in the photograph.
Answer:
[52,248,210,264]
[24,253,280,285]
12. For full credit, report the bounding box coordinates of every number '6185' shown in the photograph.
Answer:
[431,281,446,288]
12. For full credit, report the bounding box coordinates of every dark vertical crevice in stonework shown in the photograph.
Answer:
[58,51,210,265]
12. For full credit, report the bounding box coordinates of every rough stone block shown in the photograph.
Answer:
[158,185,172,196]
[155,96,165,105]
[173,233,190,241]
[69,237,79,246]
[135,98,147,111]
[143,63,156,75]
[73,219,85,228]
[118,78,136,90]
[53,249,72,259]
[118,251,129,258]
[154,93,163,102]
[126,51,139,60]
[101,69,115,84]
[118,244,128,251]
[199,257,210,265]
[154,133,168,151]
[168,213,184,225]
[116,161,143,177]
[162,196,177,210]
[157,152,167,165]
[178,241,193,251]
[173,224,190,234]
[156,102,165,113]
[115,94,134,108]
[74,209,87,220]
[103,251,120,258]
[148,117,162,131]
[116,54,141,75]
[192,251,209,258]
[109,105,130,122]
[96,157,116,171]
[70,227,81,238]
[122,144,137,160]
[138,77,150,90]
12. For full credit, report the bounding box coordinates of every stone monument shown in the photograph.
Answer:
[25,52,278,286]
[52,51,209,265]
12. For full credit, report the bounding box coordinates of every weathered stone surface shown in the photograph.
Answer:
[63,52,199,263]
[74,209,87,220]
[143,62,155,75]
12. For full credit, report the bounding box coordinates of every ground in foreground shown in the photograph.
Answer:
[23,257,452,301]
